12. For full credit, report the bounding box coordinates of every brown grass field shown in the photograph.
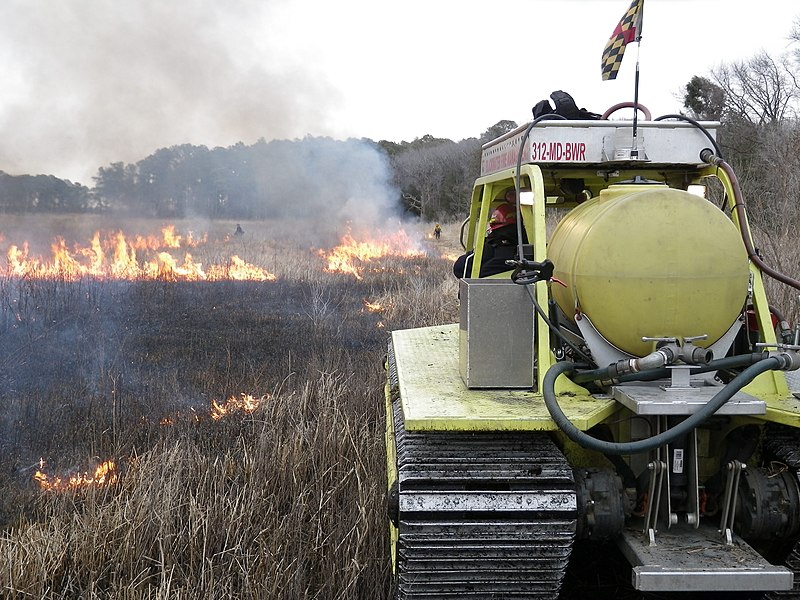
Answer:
[0,215,796,600]
[0,216,459,600]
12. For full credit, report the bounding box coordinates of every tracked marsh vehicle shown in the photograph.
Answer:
[384,104,800,598]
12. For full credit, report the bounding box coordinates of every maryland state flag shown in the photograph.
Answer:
[601,0,644,81]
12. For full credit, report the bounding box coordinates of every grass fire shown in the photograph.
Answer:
[33,459,118,492]
[0,215,458,600]
[3,225,275,281]
[321,229,427,279]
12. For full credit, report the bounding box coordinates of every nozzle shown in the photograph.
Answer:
[508,258,555,285]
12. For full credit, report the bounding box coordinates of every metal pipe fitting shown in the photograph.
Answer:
[610,346,676,378]
[678,342,713,365]
[769,350,800,371]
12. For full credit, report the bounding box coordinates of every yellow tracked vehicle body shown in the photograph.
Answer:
[385,112,800,599]
[390,324,618,431]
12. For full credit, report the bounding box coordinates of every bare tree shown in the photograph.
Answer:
[712,50,799,125]
[742,123,800,233]
[391,138,481,220]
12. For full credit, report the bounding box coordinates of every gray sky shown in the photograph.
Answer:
[0,0,797,184]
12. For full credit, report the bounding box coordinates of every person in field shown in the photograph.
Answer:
[433,223,442,239]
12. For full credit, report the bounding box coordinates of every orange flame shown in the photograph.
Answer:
[206,256,277,281]
[321,229,426,279]
[34,459,118,492]
[160,225,182,249]
[363,300,384,312]
[2,228,275,282]
[128,226,205,251]
[210,393,267,420]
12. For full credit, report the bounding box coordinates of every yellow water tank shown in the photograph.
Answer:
[548,183,749,357]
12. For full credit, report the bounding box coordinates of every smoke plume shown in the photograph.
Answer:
[0,0,340,184]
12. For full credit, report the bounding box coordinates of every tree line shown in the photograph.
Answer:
[0,124,514,222]
[0,20,798,226]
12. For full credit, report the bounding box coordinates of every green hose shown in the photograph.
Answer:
[543,357,783,455]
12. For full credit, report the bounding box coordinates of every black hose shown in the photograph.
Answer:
[770,304,787,323]
[522,285,595,365]
[543,357,783,455]
[507,113,595,365]
[571,352,769,385]
[513,112,566,261]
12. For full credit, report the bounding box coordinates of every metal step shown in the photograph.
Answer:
[786,370,800,399]
[618,524,794,593]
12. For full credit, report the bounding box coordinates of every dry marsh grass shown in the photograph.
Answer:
[756,227,800,328]
[0,216,460,600]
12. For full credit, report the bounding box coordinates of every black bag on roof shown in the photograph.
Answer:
[533,90,601,120]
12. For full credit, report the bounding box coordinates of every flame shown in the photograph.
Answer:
[363,300,383,312]
[128,226,205,251]
[34,459,118,492]
[206,255,277,281]
[321,229,426,279]
[210,393,267,420]
[146,251,207,280]
[160,225,182,248]
[2,227,275,282]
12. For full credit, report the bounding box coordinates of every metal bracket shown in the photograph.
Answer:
[575,313,631,368]
[719,459,745,545]
[662,365,699,390]
[644,460,666,545]
[686,429,700,528]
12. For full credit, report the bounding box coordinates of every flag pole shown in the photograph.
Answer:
[631,0,644,159]
[631,45,641,158]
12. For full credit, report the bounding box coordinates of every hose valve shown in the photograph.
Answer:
[755,343,800,371]
[679,335,713,364]
[605,335,713,380]
[507,258,554,285]
[700,148,722,166]
[642,335,713,365]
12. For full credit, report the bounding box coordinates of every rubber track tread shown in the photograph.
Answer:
[389,349,577,599]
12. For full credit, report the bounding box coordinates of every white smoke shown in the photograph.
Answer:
[0,0,340,184]
[243,136,401,245]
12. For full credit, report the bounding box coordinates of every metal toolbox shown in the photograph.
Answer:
[459,278,535,388]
